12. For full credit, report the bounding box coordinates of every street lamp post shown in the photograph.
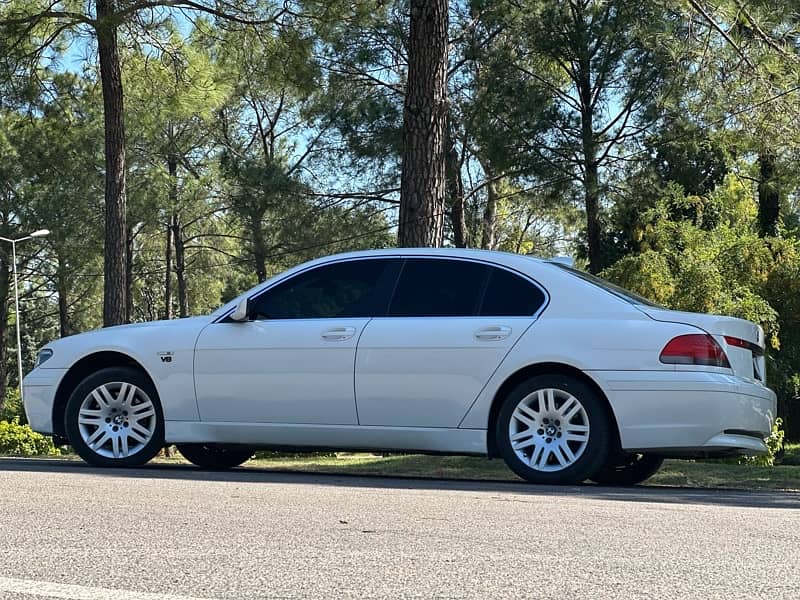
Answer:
[0,229,50,404]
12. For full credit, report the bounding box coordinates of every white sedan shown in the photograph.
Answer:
[23,249,776,485]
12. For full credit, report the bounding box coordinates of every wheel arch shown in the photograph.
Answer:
[51,351,158,438]
[485,362,622,458]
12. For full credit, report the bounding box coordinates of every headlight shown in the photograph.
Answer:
[35,349,53,368]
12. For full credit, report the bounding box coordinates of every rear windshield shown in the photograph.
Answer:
[549,262,663,308]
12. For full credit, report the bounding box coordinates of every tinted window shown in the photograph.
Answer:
[251,259,398,319]
[480,268,546,316]
[389,259,488,317]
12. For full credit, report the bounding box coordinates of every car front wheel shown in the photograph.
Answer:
[65,366,165,467]
[496,374,611,485]
[177,444,254,469]
[589,453,664,486]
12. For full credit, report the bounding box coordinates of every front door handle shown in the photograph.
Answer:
[321,326,357,341]
[474,326,512,341]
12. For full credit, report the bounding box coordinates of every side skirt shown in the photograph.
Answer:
[165,421,488,456]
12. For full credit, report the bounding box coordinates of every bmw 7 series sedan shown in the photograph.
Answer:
[22,249,776,485]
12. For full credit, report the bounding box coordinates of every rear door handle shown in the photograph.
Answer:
[474,326,512,341]
[321,326,357,341]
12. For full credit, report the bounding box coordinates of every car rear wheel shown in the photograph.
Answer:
[177,444,254,469]
[496,374,611,485]
[65,366,165,467]
[589,453,664,486]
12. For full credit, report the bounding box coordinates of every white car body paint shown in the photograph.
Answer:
[23,248,777,457]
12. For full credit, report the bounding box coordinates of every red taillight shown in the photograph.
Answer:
[660,334,730,368]
[724,336,764,356]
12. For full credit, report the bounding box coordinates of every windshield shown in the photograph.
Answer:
[549,262,664,308]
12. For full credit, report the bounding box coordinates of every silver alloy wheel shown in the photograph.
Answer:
[77,382,157,459]
[508,387,590,472]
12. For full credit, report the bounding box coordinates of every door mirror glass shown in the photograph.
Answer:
[229,297,250,322]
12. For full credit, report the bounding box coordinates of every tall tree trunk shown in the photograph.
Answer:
[164,152,178,320]
[584,162,602,273]
[758,151,780,237]
[0,255,9,410]
[445,126,467,247]
[481,167,498,250]
[56,266,70,337]
[398,0,449,247]
[125,228,134,323]
[577,27,602,274]
[97,0,127,326]
[251,214,268,283]
[172,214,188,318]
[164,221,173,320]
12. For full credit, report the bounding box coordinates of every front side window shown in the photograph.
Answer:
[389,259,489,317]
[250,259,399,319]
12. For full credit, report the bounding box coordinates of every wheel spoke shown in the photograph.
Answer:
[91,386,113,409]
[131,407,155,421]
[512,436,536,451]
[558,397,581,421]
[85,426,106,446]
[78,408,103,426]
[565,423,589,434]
[120,434,129,457]
[128,429,148,444]
[536,446,551,468]
[512,408,536,429]
[129,422,151,443]
[537,389,550,413]
[510,429,534,442]
[529,443,545,468]
[90,430,110,450]
[565,433,587,443]
[120,383,137,407]
[559,443,576,464]
[111,434,121,458]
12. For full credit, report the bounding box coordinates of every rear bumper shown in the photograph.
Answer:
[21,368,66,435]
[589,370,776,456]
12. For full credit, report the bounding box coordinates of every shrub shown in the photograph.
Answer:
[0,389,25,424]
[0,418,60,457]
[741,418,785,467]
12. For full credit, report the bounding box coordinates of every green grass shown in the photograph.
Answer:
[229,452,800,491]
[780,443,800,466]
[6,447,800,491]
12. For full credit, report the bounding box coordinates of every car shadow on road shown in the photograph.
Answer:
[2,457,799,510]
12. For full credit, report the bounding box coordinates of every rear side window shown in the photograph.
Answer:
[481,267,546,316]
[251,259,399,319]
[389,259,488,317]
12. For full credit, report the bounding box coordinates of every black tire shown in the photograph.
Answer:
[65,366,165,468]
[496,374,612,485]
[177,444,254,469]
[589,453,664,486]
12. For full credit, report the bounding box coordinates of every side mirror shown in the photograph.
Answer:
[229,297,250,322]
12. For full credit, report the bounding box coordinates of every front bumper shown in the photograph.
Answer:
[21,368,66,435]
[589,370,776,456]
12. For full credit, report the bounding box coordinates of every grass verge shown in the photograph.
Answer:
[234,452,800,491]
[4,446,800,491]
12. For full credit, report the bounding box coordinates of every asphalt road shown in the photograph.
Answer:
[0,459,798,600]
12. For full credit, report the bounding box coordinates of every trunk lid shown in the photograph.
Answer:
[640,307,766,383]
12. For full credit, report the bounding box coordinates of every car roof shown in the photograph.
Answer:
[305,247,549,265]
